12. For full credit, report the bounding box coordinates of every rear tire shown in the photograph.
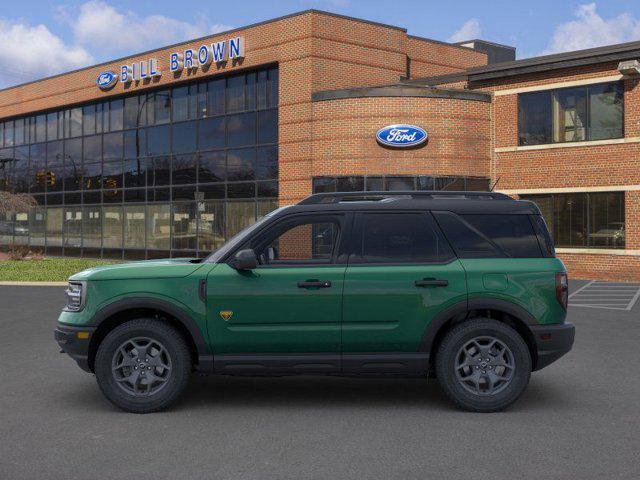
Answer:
[95,318,191,413]
[435,318,531,412]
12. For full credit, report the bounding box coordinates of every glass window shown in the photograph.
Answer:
[82,206,101,249]
[109,99,124,132]
[13,146,29,193]
[518,91,552,145]
[64,207,83,248]
[198,200,225,251]
[172,202,197,250]
[103,132,123,160]
[589,83,623,141]
[246,72,256,110]
[5,121,14,146]
[226,75,245,113]
[124,96,139,129]
[256,146,277,180]
[268,67,279,108]
[102,160,123,191]
[198,151,225,183]
[147,204,170,250]
[46,141,63,193]
[29,207,46,247]
[69,108,83,138]
[95,103,104,134]
[227,112,255,147]
[227,148,255,181]
[553,87,587,143]
[172,154,197,185]
[124,128,145,158]
[35,115,47,143]
[358,213,453,263]
[154,91,171,124]
[29,144,46,193]
[147,125,170,155]
[257,109,277,144]
[172,86,190,122]
[198,117,225,150]
[207,79,225,116]
[123,158,146,188]
[83,162,102,191]
[365,177,383,191]
[433,212,502,258]
[385,177,414,190]
[256,218,339,264]
[461,215,542,258]
[83,106,96,136]
[521,192,624,249]
[103,206,122,249]
[226,201,255,237]
[227,182,255,198]
[124,205,145,249]
[147,156,171,186]
[14,118,26,145]
[337,176,364,192]
[172,121,197,154]
[83,134,102,163]
[519,82,623,145]
[46,207,63,247]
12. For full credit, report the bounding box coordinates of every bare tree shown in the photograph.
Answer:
[0,191,37,216]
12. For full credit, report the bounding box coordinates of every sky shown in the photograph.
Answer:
[1,0,640,88]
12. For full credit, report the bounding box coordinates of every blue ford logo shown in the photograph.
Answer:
[376,124,428,148]
[96,71,118,90]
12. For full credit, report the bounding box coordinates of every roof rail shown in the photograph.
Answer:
[298,191,511,205]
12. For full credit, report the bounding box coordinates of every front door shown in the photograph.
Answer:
[341,211,467,373]
[206,213,348,371]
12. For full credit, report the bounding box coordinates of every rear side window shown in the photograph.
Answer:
[462,214,542,258]
[530,214,555,257]
[355,212,454,264]
[433,212,502,258]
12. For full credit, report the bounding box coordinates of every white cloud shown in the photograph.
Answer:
[543,3,640,54]
[68,1,233,57]
[448,18,481,43]
[0,20,93,88]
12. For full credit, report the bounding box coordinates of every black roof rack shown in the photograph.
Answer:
[298,191,511,205]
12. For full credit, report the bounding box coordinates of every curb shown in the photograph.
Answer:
[0,281,68,286]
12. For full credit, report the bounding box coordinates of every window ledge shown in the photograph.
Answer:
[495,137,640,153]
[556,248,640,256]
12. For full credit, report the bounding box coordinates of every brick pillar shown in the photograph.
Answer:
[625,191,640,249]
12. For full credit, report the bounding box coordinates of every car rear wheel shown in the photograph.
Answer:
[95,318,191,413]
[436,318,531,412]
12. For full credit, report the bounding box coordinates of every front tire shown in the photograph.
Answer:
[436,318,531,412]
[95,318,191,413]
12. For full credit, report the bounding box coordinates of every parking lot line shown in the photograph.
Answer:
[569,281,640,311]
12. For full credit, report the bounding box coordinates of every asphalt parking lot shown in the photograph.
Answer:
[1,281,639,480]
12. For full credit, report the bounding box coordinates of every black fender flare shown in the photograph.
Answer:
[88,297,213,371]
[420,298,537,353]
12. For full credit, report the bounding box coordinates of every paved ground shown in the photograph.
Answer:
[1,281,639,480]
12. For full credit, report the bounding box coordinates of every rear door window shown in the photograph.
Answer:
[354,212,454,264]
[433,212,502,258]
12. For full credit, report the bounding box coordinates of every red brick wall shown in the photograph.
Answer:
[406,37,487,79]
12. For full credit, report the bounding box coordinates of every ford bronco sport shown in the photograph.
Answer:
[55,191,575,413]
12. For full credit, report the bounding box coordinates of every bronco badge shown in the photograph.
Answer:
[219,311,233,321]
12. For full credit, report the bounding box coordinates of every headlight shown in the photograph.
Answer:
[64,282,86,312]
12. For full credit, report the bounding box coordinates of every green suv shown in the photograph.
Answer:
[55,191,575,413]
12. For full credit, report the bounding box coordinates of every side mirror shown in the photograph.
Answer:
[233,249,258,270]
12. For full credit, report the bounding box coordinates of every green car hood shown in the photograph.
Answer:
[69,258,205,281]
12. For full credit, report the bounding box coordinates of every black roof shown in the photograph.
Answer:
[281,191,540,215]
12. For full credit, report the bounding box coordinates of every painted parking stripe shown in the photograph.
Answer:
[569,281,640,311]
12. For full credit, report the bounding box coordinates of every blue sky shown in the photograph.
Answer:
[1,0,640,88]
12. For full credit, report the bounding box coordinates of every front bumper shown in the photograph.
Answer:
[530,322,575,371]
[54,324,96,373]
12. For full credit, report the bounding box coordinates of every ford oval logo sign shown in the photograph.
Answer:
[376,124,428,148]
[96,71,118,90]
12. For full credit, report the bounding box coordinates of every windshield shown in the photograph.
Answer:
[204,206,290,263]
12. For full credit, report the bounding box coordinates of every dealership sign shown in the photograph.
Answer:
[376,124,428,148]
[96,71,118,90]
[96,36,245,89]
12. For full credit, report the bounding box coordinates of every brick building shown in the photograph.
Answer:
[0,10,638,280]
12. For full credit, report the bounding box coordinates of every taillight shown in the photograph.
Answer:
[555,272,568,310]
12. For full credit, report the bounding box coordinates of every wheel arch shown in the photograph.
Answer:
[421,298,539,371]
[87,298,212,373]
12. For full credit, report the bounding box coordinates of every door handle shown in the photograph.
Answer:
[415,278,449,287]
[297,280,332,289]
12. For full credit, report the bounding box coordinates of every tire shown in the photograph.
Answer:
[94,318,192,413]
[435,318,531,412]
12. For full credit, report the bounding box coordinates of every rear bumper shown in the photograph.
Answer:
[530,322,575,371]
[54,324,96,373]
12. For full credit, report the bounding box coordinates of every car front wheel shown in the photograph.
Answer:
[436,318,532,412]
[94,318,191,413]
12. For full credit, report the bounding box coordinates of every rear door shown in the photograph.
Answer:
[341,211,467,373]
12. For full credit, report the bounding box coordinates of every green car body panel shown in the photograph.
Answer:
[55,192,574,380]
